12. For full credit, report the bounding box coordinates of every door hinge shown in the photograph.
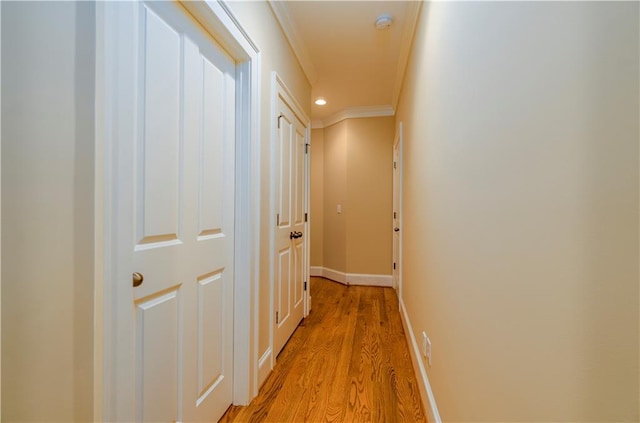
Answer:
[277,114,284,129]
[305,143,310,154]
[276,311,279,324]
[393,262,396,270]
[304,281,307,291]
[394,161,397,169]
[305,212,308,222]
[393,211,397,219]
[276,213,280,226]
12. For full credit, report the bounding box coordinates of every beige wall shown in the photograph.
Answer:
[318,117,394,276]
[1,2,95,420]
[226,1,311,363]
[346,117,394,275]
[396,2,639,421]
[310,128,324,267]
[321,121,347,273]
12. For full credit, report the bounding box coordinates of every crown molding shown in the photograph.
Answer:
[268,1,318,85]
[392,1,423,110]
[319,105,395,129]
[311,120,325,129]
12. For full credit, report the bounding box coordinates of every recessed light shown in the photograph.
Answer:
[315,98,327,106]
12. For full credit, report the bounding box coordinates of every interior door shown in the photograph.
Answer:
[274,96,307,357]
[392,133,401,294]
[113,2,236,421]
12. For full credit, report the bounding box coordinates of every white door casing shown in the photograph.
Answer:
[271,73,310,359]
[392,123,403,300]
[0,2,3,411]
[98,1,261,421]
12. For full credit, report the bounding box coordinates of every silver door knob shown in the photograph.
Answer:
[133,272,144,287]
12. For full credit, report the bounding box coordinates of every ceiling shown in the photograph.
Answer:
[269,1,421,127]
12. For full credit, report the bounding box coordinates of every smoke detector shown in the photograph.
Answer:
[375,14,393,30]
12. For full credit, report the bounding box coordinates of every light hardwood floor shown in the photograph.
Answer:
[219,277,426,423]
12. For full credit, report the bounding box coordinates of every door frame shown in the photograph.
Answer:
[94,1,262,419]
[267,72,310,380]
[0,2,3,412]
[392,122,404,301]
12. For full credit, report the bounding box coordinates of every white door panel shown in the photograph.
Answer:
[138,6,181,245]
[393,144,399,290]
[294,128,305,226]
[392,126,402,298]
[135,289,180,423]
[274,96,307,357]
[114,1,236,421]
[277,247,292,324]
[293,240,304,309]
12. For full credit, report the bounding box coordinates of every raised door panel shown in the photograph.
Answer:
[199,57,225,239]
[294,127,305,226]
[277,111,292,228]
[277,247,291,326]
[294,240,304,308]
[137,5,182,247]
[135,288,181,422]
[197,270,225,404]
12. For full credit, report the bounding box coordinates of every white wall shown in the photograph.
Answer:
[1,2,95,420]
[396,2,639,420]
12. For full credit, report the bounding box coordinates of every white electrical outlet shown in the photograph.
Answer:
[422,331,432,366]
[421,332,427,356]
[337,204,342,214]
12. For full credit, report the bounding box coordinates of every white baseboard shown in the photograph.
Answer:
[309,267,392,287]
[310,266,323,277]
[399,298,442,423]
[257,347,272,388]
[347,273,392,287]
[321,267,347,284]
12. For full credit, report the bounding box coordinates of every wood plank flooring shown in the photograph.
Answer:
[219,277,426,423]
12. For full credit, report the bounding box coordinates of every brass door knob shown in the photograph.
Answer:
[133,272,144,287]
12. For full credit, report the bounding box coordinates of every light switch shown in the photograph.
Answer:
[337,204,342,214]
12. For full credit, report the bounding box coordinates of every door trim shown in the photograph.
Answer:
[267,72,310,383]
[95,1,261,419]
[0,2,3,413]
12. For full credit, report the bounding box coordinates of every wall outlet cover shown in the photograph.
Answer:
[422,331,432,366]
[422,332,428,357]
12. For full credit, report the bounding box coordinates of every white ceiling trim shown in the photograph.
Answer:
[268,1,318,84]
[392,1,422,110]
[320,105,395,129]
[311,120,324,129]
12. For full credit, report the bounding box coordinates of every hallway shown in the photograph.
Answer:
[220,277,426,422]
